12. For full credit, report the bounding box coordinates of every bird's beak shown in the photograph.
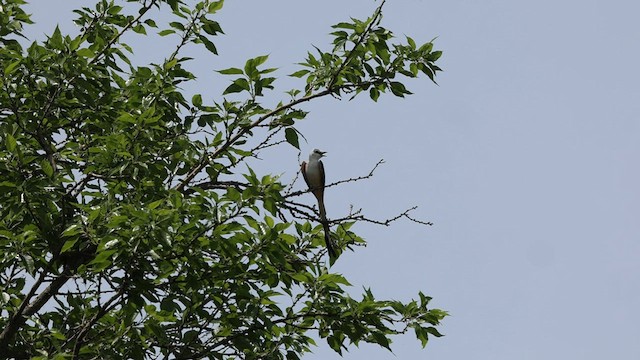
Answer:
[320,151,327,156]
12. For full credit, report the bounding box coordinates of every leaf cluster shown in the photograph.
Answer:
[292,9,442,101]
[0,0,447,358]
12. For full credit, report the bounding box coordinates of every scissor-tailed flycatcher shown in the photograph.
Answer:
[301,148,337,258]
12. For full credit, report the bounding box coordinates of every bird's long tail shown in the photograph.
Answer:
[318,199,337,259]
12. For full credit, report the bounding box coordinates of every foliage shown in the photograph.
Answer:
[0,0,446,358]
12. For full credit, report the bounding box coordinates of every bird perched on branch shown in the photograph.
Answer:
[301,148,337,258]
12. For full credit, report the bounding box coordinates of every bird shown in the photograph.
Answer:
[301,148,337,258]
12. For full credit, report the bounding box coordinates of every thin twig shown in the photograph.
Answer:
[333,206,433,227]
[287,159,385,198]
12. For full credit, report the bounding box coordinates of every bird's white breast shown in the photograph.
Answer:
[305,160,323,188]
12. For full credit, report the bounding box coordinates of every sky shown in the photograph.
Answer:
[24,1,640,359]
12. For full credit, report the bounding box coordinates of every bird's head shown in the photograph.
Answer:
[310,148,326,160]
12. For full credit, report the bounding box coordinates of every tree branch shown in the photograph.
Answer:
[174,88,333,192]
[287,158,385,198]
[0,270,71,352]
[88,0,158,67]
[327,0,386,90]
[177,311,338,360]
[333,205,433,227]
[174,1,389,194]
[69,287,125,357]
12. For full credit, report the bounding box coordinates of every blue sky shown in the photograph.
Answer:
[26,1,640,359]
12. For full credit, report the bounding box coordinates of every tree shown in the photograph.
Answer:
[0,0,446,358]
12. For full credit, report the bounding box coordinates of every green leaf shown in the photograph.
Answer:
[244,59,257,79]
[414,327,429,347]
[107,5,123,15]
[147,199,164,210]
[289,69,309,78]
[327,335,342,353]
[62,224,82,237]
[71,37,82,52]
[90,257,115,273]
[60,238,78,253]
[49,26,63,49]
[371,332,392,351]
[41,159,54,177]
[260,67,278,75]
[428,50,442,61]
[132,24,147,35]
[280,233,297,245]
[426,326,443,337]
[90,249,116,264]
[284,128,299,149]
[410,63,418,77]
[389,81,411,97]
[158,29,176,36]
[208,1,224,13]
[253,55,269,67]
[217,67,244,75]
[419,42,433,53]
[223,78,250,94]
[406,36,416,49]
[369,87,380,102]
[22,254,35,275]
[198,35,218,54]
[169,21,185,31]
[164,58,178,69]
[332,22,356,30]
[419,63,436,83]
[4,60,21,76]
[331,30,348,39]
[192,94,202,107]
[76,48,95,58]
[202,19,223,35]
[6,134,16,152]
[319,273,352,286]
